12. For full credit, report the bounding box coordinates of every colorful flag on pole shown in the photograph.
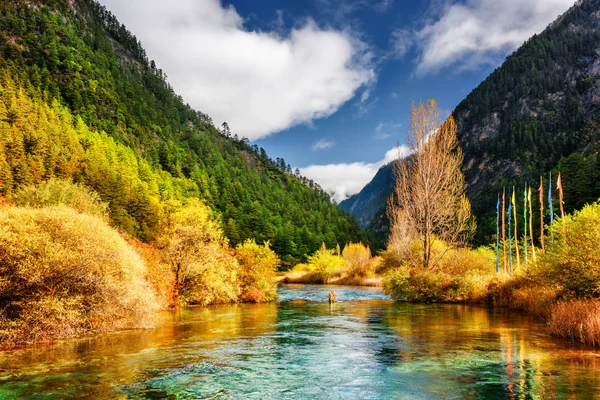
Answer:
[502,188,507,273]
[508,203,513,274]
[496,194,500,274]
[539,177,545,252]
[524,185,528,268]
[512,187,520,271]
[529,187,536,262]
[557,172,566,243]
[549,173,554,248]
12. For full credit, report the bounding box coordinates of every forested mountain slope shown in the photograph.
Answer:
[339,162,394,229]
[342,0,600,245]
[0,0,368,261]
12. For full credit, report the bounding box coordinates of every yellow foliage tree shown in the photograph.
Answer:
[388,99,475,269]
[235,239,279,302]
[156,199,240,306]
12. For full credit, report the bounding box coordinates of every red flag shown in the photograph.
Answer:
[557,173,566,242]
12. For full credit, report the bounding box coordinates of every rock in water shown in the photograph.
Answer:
[329,290,337,303]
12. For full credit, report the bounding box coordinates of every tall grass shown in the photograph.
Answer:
[548,300,600,346]
[0,205,159,346]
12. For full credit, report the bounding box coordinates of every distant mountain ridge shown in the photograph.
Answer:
[339,162,395,229]
[341,0,600,244]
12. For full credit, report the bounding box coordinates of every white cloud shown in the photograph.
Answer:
[311,138,336,151]
[300,145,410,203]
[375,122,402,140]
[98,0,375,140]
[389,28,413,59]
[413,0,575,75]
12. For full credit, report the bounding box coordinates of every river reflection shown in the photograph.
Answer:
[0,284,599,399]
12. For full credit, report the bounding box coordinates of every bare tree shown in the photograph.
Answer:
[388,99,475,269]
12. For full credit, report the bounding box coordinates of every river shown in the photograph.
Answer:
[1,284,599,399]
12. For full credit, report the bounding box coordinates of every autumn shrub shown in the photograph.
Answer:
[235,239,279,302]
[536,202,600,299]
[548,300,600,346]
[0,206,159,346]
[383,240,495,302]
[130,239,176,309]
[284,244,348,283]
[304,244,348,283]
[156,199,240,306]
[9,179,108,218]
[342,242,373,277]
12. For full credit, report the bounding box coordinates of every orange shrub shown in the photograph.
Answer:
[129,239,177,309]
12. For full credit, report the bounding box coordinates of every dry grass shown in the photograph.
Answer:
[0,205,159,346]
[9,179,108,219]
[330,275,383,287]
[548,300,600,346]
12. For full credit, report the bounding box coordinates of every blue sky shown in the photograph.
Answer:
[99,0,575,201]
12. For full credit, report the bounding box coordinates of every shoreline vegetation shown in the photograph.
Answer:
[0,180,280,347]
[381,100,600,347]
[281,243,383,287]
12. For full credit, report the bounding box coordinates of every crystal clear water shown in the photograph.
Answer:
[1,284,600,399]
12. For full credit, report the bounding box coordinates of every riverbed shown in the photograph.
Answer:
[1,284,599,399]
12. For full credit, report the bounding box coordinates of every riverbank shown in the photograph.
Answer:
[278,271,383,287]
[0,182,280,347]
[1,284,599,399]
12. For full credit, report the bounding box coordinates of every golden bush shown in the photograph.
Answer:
[9,179,108,218]
[235,240,279,303]
[156,199,240,306]
[342,242,373,277]
[0,205,159,345]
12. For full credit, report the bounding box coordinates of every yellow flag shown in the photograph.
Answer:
[512,187,520,270]
[528,187,536,262]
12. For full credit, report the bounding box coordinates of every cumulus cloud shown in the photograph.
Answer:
[98,0,375,140]
[311,138,336,151]
[413,0,575,75]
[300,145,410,203]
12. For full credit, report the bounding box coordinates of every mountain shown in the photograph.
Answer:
[339,162,394,229]
[0,0,369,261]
[342,0,600,245]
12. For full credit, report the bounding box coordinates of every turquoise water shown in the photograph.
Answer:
[1,284,599,399]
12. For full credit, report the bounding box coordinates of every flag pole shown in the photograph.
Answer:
[508,201,513,274]
[549,173,554,250]
[502,188,507,273]
[512,187,520,271]
[496,194,500,274]
[539,177,545,252]
[557,172,566,244]
[524,185,528,268]
[529,186,536,262]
